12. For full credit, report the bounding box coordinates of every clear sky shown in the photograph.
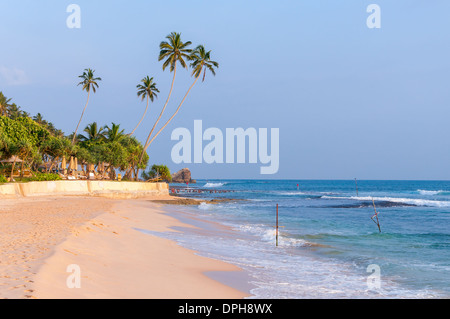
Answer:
[1,1,449,180]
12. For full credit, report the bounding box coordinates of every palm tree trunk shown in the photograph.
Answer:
[144,64,177,149]
[130,95,149,135]
[72,90,91,144]
[135,64,177,180]
[145,74,200,152]
[135,73,200,181]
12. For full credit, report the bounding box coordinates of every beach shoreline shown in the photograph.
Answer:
[0,195,250,299]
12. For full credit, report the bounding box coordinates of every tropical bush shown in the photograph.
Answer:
[26,173,62,182]
[0,116,49,147]
[142,164,172,182]
[0,175,7,183]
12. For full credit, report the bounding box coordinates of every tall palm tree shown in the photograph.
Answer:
[7,103,21,120]
[72,68,101,144]
[140,45,219,157]
[78,122,105,142]
[33,113,45,125]
[130,76,159,135]
[105,122,125,142]
[190,45,219,82]
[0,92,12,117]
[141,33,192,155]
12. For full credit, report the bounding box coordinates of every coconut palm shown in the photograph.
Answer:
[141,45,219,154]
[190,45,219,82]
[140,33,192,156]
[72,68,101,144]
[33,113,45,125]
[105,122,125,142]
[0,92,12,117]
[130,76,159,135]
[7,103,21,120]
[78,122,105,142]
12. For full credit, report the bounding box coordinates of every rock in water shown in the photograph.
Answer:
[172,168,195,183]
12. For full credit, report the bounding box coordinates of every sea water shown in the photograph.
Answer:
[146,180,450,298]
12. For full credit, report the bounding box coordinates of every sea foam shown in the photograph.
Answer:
[417,189,449,196]
[321,195,450,208]
[204,182,226,188]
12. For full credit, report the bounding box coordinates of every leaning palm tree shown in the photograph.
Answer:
[130,76,159,135]
[140,32,192,154]
[72,68,101,144]
[139,45,218,163]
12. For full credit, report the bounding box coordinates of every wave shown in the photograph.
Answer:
[417,189,450,196]
[275,191,337,196]
[203,182,226,188]
[275,191,308,196]
[198,202,214,210]
[321,195,450,208]
[237,224,322,248]
[320,201,416,209]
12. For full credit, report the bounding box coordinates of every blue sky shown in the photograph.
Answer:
[0,1,449,180]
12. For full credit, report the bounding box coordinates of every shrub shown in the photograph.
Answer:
[142,164,172,182]
[0,175,7,183]
[27,173,62,182]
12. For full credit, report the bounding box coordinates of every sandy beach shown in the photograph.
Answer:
[0,195,249,299]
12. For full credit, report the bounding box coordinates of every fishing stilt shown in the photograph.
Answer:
[276,204,279,246]
[273,204,285,246]
[371,198,381,233]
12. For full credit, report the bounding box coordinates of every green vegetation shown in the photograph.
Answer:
[142,164,172,182]
[0,31,218,183]
[0,175,7,183]
[0,114,149,182]
[26,173,62,182]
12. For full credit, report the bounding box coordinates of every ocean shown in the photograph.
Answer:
[146,180,450,298]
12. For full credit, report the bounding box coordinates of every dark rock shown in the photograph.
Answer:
[171,168,195,184]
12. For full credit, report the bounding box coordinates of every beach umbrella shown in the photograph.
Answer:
[69,156,74,170]
[61,156,66,169]
[0,156,23,163]
[74,157,78,171]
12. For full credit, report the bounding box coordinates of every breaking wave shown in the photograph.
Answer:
[321,195,450,208]
[417,190,450,196]
[204,182,226,188]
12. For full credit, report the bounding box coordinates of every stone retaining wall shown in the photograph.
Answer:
[0,181,168,199]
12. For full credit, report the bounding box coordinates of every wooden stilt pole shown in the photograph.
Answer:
[276,204,279,247]
[355,178,359,197]
[273,204,285,246]
[371,198,381,233]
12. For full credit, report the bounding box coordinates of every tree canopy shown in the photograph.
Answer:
[0,109,149,181]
